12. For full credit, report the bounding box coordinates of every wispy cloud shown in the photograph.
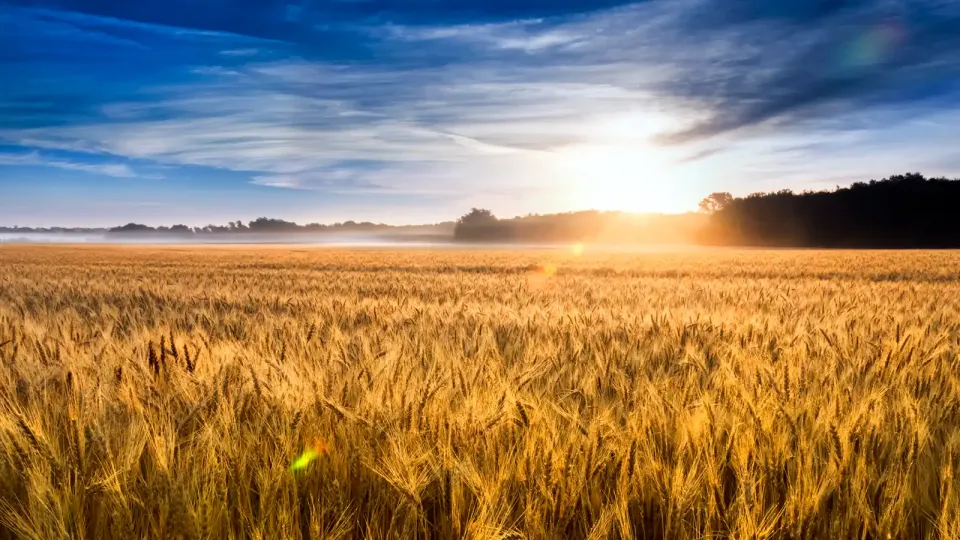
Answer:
[18,5,274,41]
[219,48,260,57]
[249,175,307,189]
[377,19,585,52]
[674,148,724,165]
[0,151,136,178]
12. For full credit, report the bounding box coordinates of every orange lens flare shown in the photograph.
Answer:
[526,263,558,291]
[290,437,331,472]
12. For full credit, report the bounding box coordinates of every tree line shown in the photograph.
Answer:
[104,218,454,236]
[451,173,960,247]
[697,173,960,247]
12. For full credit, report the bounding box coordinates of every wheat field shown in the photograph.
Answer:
[1,245,959,539]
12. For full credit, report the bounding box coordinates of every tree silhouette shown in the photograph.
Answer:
[700,173,960,247]
[699,192,734,213]
[457,208,497,226]
[454,208,500,240]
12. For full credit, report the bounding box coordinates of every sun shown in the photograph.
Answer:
[558,143,691,213]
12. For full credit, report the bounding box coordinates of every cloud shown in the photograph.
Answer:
[378,19,584,53]
[442,133,535,155]
[219,48,260,57]
[2,0,959,214]
[1,43,654,195]
[674,148,724,164]
[6,0,642,34]
[250,163,389,191]
[0,151,136,178]
[368,0,960,146]
[10,4,276,41]
[250,175,307,189]
[647,0,960,143]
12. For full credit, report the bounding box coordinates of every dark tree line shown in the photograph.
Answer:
[453,173,960,247]
[700,173,960,247]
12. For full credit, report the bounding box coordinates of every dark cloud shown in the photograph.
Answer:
[679,0,867,29]
[652,0,960,144]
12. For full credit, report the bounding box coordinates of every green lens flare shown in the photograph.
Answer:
[290,449,319,471]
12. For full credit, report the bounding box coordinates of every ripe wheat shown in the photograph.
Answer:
[0,245,959,538]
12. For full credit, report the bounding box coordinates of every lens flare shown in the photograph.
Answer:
[839,20,906,70]
[526,263,558,291]
[571,243,584,256]
[290,438,330,472]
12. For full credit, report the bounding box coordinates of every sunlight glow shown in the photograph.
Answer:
[558,143,692,213]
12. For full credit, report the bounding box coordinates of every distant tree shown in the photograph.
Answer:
[248,217,299,232]
[453,208,500,241]
[109,223,155,233]
[699,192,734,213]
[457,208,497,226]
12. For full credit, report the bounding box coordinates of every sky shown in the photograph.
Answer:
[2,0,959,227]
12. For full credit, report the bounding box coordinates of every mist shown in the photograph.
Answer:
[0,231,458,247]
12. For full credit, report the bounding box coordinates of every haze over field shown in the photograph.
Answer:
[5,172,960,248]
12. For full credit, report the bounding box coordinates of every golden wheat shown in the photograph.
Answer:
[0,245,959,539]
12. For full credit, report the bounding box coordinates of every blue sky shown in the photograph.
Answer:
[2,0,959,226]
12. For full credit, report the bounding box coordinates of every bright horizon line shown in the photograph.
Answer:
[0,206,705,230]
